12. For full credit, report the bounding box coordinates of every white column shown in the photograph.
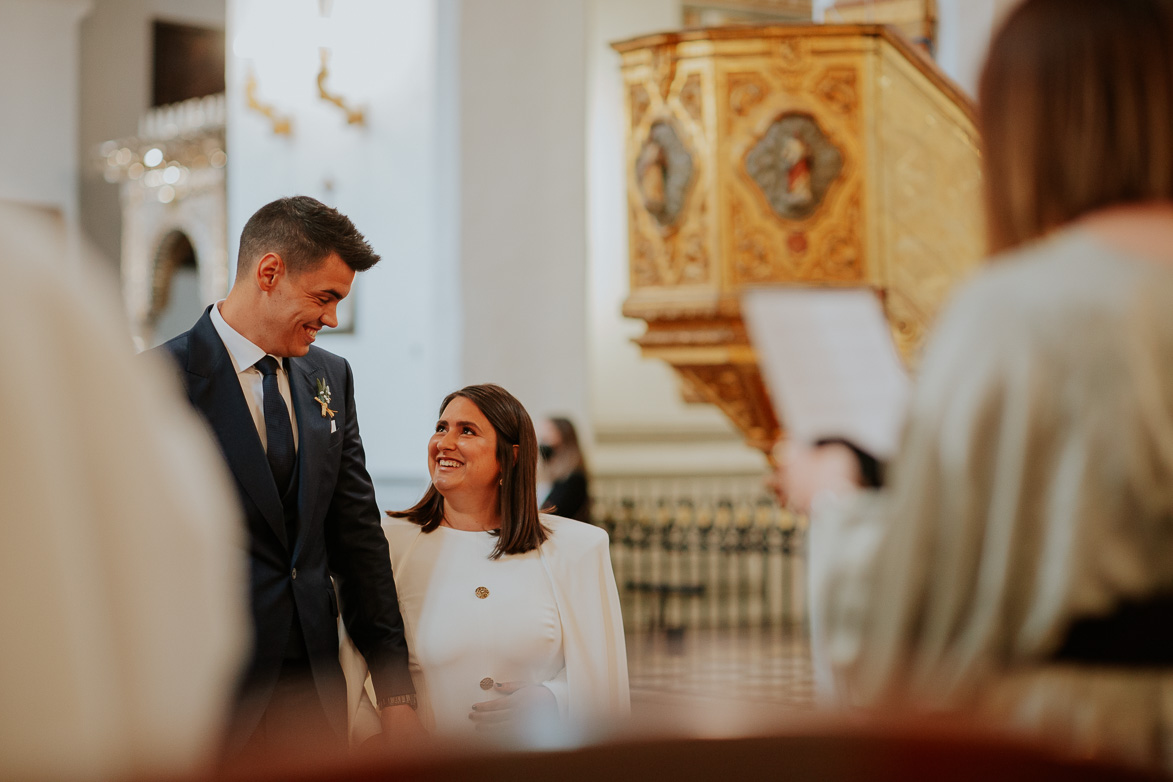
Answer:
[0,0,92,266]
[935,0,1023,96]
[456,0,591,436]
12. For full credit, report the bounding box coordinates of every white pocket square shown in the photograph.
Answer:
[331,419,337,434]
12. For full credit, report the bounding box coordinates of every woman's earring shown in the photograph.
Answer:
[499,477,503,486]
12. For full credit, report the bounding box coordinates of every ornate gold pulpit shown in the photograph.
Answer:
[614,25,984,453]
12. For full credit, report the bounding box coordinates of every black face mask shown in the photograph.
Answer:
[539,444,556,462]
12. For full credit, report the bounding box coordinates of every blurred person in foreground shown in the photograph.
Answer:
[375,384,629,743]
[0,201,246,780]
[537,416,592,523]
[151,196,418,755]
[776,0,1173,771]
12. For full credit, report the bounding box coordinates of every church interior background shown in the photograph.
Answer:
[1,0,1020,719]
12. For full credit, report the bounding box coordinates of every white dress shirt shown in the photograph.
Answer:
[210,301,299,451]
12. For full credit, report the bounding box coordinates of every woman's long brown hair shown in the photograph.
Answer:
[387,384,547,559]
[979,0,1173,253]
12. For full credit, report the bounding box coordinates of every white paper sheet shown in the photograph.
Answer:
[742,287,910,460]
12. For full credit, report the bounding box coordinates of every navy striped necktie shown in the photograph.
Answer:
[255,356,295,492]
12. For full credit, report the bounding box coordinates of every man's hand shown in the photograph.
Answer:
[468,682,558,731]
[378,703,426,745]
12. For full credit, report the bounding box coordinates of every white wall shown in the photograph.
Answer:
[79,0,226,272]
[227,0,461,510]
[0,0,91,249]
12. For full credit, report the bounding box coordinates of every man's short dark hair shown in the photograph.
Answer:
[236,196,380,280]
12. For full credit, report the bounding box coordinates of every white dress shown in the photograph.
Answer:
[808,228,1173,771]
[387,520,563,735]
[381,514,630,742]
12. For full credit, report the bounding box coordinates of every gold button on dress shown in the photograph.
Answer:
[475,586,489,599]
[480,677,495,690]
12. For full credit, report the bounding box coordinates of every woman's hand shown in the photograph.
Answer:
[771,439,863,516]
[468,682,558,731]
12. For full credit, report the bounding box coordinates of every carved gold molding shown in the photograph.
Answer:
[614,25,982,452]
[827,0,937,51]
[317,48,366,126]
[245,67,293,136]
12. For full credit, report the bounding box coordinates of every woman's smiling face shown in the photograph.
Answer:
[428,395,501,502]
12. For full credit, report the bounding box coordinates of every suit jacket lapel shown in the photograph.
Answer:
[185,309,288,549]
[290,355,331,559]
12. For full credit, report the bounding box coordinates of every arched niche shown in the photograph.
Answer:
[121,181,228,350]
[147,229,206,347]
[102,97,228,350]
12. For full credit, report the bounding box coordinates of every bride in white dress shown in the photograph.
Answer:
[383,383,629,743]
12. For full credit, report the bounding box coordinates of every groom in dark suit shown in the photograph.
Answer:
[153,196,417,752]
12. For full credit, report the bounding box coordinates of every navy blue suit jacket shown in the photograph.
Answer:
[152,307,410,740]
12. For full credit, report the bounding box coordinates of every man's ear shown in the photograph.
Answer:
[255,253,285,292]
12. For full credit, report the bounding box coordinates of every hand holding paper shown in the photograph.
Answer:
[742,287,910,461]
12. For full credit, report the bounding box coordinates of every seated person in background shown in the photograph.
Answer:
[777,0,1173,772]
[0,201,246,781]
[537,416,592,523]
[380,384,629,742]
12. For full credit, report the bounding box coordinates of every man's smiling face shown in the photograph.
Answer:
[261,251,354,357]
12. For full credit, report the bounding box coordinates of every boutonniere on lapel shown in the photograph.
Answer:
[314,378,336,419]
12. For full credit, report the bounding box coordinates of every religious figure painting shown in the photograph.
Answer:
[746,113,843,221]
[635,120,694,229]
